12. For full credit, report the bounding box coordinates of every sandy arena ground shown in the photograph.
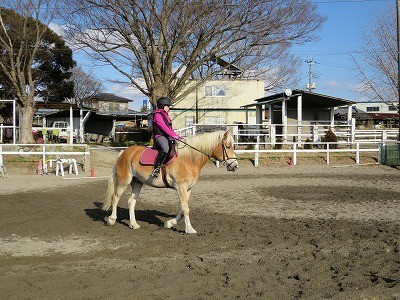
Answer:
[0,148,399,299]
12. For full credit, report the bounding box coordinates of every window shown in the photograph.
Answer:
[185,116,194,127]
[388,105,397,111]
[205,116,226,124]
[205,85,226,97]
[366,106,379,112]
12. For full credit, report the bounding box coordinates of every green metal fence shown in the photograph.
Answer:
[380,143,400,166]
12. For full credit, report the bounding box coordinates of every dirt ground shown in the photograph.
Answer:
[0,148,399,299]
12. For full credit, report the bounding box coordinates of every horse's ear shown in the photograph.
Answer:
[223,127,233,139]
[225,127,233,134]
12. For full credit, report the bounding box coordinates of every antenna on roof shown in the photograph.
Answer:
[306,58,316,91]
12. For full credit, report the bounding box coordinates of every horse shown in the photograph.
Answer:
[102,129,238,234]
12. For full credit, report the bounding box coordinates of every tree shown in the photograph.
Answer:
[70,66,103,107]
[69,66,103,142]
[354,3,399,108]
[60,0,325,107]
[0,1,75,143]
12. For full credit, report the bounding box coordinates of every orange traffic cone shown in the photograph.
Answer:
[90,167,95,177]
[37,159,44,175]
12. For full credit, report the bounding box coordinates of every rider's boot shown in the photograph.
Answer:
[151,151,167,177]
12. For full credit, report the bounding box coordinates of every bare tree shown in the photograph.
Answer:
[354,3,399,111]
[70,66,103,107]
[60,0,325,106]
[0,0,74,143]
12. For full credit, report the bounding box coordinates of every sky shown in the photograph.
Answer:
[71,0,392,111]
[289,0,391,102]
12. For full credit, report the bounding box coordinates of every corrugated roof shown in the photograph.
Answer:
[90,93,133,103]
[242,89,354,109]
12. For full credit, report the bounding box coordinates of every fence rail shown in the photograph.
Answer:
[0,144,91,173]
[177,124,400,167]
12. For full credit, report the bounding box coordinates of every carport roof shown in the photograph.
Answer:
[242,89,354,109]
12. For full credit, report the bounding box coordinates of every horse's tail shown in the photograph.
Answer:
[102,173,115,211]
[102,151,122,211]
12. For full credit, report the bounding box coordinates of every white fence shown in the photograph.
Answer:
[177,124,400,167]
[235,139,382,167]
[177,123,398,144]
[0,144,91,174]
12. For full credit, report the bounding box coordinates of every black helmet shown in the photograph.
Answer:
[156,97,172,108]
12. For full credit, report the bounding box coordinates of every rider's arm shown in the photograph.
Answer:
[153,113,181,139]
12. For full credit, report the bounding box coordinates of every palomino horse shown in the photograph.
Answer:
[102,130,238,234]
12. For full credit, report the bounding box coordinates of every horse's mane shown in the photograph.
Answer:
[178,130,228,161]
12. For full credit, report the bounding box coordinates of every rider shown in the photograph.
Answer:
[151,96,181,177]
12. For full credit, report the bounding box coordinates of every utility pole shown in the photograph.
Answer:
[306,58,316,91]
[397,0,400,140]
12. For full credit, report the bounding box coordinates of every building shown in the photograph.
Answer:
[83,93,131,113]
[335,101,399,128]
[170,79,264,128]
[242,89,355,142]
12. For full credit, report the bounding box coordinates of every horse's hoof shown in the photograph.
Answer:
[129,223,141,229]
[106,216,116,226]
[185,228,197,234]
[164,220,174,229]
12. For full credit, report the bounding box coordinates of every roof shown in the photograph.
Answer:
[35,102,78,110]
[89,93,133,103]
[242,89,354,109]
[335,106,372,120]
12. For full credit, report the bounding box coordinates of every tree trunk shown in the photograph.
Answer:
[20,103,35,144]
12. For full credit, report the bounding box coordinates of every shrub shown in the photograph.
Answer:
[304,138,312,149]
[322,129,338,149]
[274,138,283,150]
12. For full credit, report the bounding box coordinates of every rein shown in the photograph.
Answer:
[177,137,237,166]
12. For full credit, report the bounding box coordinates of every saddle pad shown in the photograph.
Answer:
[139,147,158,165]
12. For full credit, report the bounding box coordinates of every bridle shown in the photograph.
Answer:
[177,137,237,167]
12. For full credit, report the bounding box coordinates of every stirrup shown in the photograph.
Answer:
[151,167,160,177]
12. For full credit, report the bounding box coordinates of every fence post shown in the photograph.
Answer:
[377,141,383,163]
[326,143,330,165]
[293,143,297,165]
[382,130,387,141]
[313,125,319,142]
[42,145,46,168]
[84,145,90,172]
[270,125,276,146]
[356,142,360,164]
[351,118,356,142]
[254,135,259,167]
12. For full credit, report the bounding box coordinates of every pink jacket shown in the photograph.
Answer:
[153,109,180,139]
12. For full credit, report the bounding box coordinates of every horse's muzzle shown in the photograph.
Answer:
[226,159,238,172]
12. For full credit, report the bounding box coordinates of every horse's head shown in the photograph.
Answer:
[213,130,238,172]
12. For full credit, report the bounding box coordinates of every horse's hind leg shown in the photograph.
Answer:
[106,182,128,226]
[128,180,143,229]
[164,210,183,229]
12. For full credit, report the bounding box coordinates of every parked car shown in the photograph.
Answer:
[49,121,77,142]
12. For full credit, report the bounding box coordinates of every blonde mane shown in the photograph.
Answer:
[178,130,228,161]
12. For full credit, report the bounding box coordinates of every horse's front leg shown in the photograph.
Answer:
[169,188,196,234]
[128,180,143,229]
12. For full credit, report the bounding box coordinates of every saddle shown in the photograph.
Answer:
[139,143,178,166]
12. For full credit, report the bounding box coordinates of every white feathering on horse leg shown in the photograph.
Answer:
[106,216,116,226]
[165,210,183,229]
[184,215,197,234]
[164,219,176,229]
[128,197,141,229]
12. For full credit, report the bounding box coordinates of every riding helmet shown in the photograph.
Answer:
[156,97,172,108]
